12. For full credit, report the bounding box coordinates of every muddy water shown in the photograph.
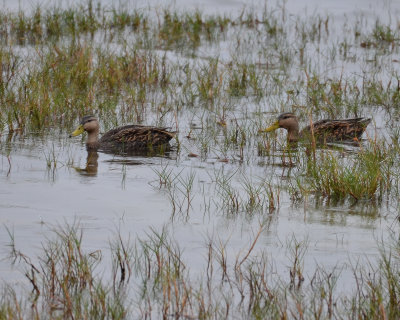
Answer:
[0,0,399,297]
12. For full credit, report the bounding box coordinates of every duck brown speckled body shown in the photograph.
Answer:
[261,113,371,143]
[71,115,176,151]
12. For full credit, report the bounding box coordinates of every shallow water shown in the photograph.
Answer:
[0,131,393,293]
[0,0,399,312]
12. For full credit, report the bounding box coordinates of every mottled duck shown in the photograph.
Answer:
[70,115,176,151]
[260,113,371,143]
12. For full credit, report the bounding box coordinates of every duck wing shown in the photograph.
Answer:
[301,118,371,142]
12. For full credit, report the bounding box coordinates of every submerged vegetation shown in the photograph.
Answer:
[1,0,400,318]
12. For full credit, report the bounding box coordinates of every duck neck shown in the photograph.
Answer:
[86,129,100,149]
[287,124,300,142]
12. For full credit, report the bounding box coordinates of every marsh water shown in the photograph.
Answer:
[1,0,400,316]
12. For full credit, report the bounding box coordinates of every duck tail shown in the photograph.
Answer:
[359,118,372,127]
[159,128,176,139]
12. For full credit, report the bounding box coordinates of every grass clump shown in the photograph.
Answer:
[3,223,400,319]
[158,10,231,51]
[371,22,399,44]
[5,223,128,319]
[296,143,392,201]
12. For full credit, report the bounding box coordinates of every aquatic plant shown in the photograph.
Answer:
[294,141,393,201]
[3,223,400,319]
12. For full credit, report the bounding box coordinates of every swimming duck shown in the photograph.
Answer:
[260,112,371,143]
[70,115,176,151]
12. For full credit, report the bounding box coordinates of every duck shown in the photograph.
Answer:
[70,115,176,151]
[260,112,371,143]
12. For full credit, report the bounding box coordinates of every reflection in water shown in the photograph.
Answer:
[312,196,381,218]
[104,159,146,166]
[74,151,99,176]
[258,138,364,169]
[99,144,177,159]
[100,145,178,166]
[73,146,177,177]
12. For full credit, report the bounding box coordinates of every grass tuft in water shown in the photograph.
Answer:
[3,224,400,318]
[295,142,392,201]
[5,223,128,319]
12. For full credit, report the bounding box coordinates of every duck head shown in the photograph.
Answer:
[71,115,99,137]
[260,113,300,142]
[70,115,101,148]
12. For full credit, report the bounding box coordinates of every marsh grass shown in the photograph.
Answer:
[294,141,393,201]
[1,40,175,131]
[4,223,400,319]
[359,21,400,48]
[5,223,128,319]
[0,1,397,141]
[209,168,280,215]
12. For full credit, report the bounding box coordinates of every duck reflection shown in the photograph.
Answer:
[74,146,177,177]
[74,150,99,176]
[99,143,177,158]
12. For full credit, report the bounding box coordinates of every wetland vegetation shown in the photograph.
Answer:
[1,0,400,318]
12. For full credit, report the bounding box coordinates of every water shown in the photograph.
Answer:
[0,133,393,292]
[0,0,399,308]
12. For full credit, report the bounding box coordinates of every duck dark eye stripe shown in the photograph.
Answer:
[278,113,295,120]
[80,115,96,124]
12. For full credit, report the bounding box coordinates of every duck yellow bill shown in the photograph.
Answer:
[71,125,85,137]
[260,121,280,133]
